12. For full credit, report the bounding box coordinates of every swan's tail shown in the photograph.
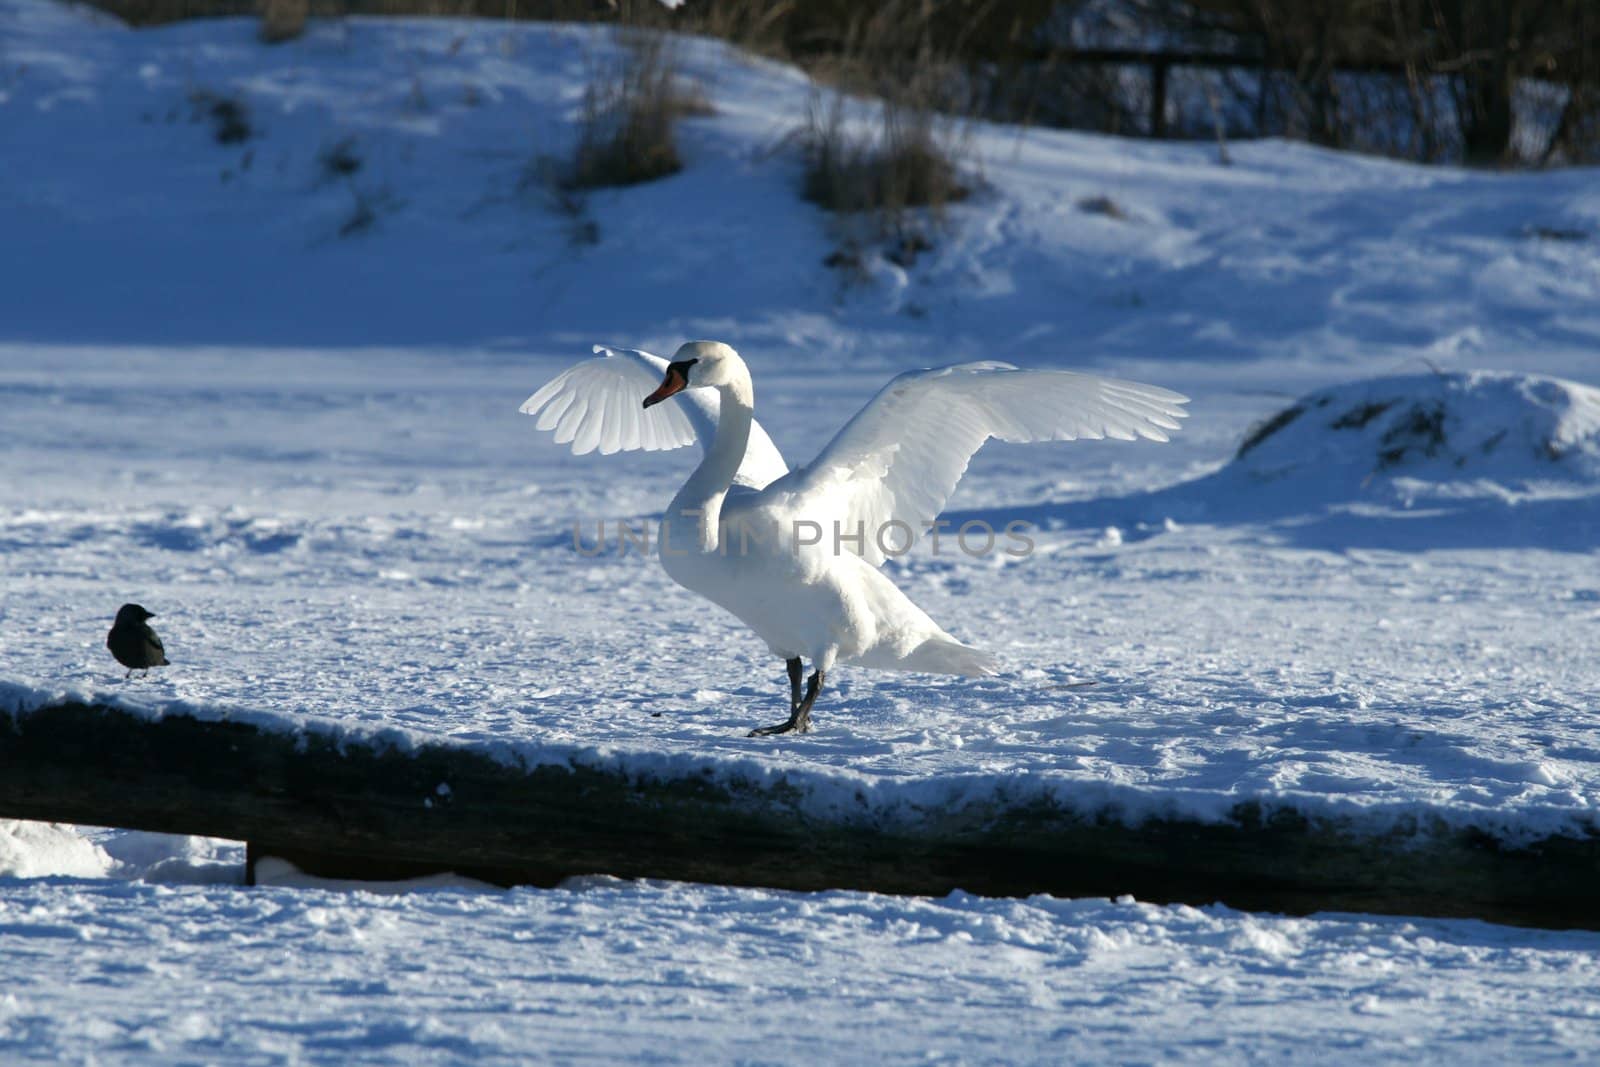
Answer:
[901,636,1000,677]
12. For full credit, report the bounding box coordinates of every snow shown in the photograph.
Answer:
[3,0,1600,1060]
[0,822,110,880]
[1087,370,1600,551]
[6,877,1600,1065]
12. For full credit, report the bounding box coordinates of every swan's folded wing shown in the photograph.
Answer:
[779,362,1188,565]
[520,345,791,489]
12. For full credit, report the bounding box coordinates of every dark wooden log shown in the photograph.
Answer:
[2,700,1598,928]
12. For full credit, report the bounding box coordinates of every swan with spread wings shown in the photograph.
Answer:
[523,341,1187,736]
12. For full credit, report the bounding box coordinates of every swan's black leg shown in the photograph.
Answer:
[750,659,805,736]
[786,657,803,713]
[749,669,824,737]
[792,670,823,733]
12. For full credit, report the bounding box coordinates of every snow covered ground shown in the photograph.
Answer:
[3,0,1600,1061]
[8,876,1600,1065]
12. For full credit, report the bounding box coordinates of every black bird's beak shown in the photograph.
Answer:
[643,360,693,409]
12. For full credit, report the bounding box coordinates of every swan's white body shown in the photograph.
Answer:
[523,342,1188,729]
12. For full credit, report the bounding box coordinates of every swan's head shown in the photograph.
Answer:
[643,341,743,408]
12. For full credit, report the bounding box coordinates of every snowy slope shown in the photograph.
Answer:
[3,0,1599,377]
[4,0,1600,1061]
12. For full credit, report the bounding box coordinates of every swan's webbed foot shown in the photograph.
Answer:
[748,666,823,737]
[747,715,810,737]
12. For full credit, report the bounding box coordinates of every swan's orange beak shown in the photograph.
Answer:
[643,361,692,408]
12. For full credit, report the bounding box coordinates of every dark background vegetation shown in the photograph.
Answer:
[85,0,1600,165]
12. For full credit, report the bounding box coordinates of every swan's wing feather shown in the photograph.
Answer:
[521,345,791,489]
[782,362,1188,564]
[521,346,701,457]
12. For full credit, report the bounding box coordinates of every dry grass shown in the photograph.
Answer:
[799,0,979,243]
[787,5,977,278]
[680,0,796,58]
[558,30,710,192]
[800,92,969,221]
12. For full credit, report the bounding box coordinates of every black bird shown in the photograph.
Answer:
[107,603,170,679]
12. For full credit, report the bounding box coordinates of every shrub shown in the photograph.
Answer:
[790,0,976,261]
[800,90,968,223]
[559,30,710,191]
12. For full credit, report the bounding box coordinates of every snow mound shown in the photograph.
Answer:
[1054,368,1600,548]
[96,831,244,885]
[1229,370,1600,498]
[0,820,113,878]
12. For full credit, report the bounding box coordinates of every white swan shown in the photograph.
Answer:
[523,342,1188,736]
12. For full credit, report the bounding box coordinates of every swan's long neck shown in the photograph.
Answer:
[668,371,753,551]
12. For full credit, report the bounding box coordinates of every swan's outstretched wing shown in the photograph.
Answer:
[774,362,1188,565]
[521,345,789,489]
[522,346,695,455]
